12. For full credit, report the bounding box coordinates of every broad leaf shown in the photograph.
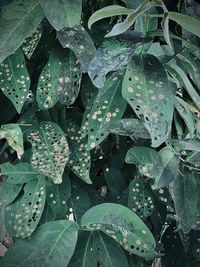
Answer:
[125,146,158,165]
[0,0,44,63]
[88,31,147,88]
[0,220,78,266]
[0,124,24,158]
[0,49,30,113]
[122,53,174,147]
[87,71,127,150]
[27,121,69,184]
[81,203,159,260]
[40,0,82,30]
[57,25,96,72]
[0,181,22,205]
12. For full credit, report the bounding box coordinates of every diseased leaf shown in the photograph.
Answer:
[88,31,148,88]
[0,124,24,159]
[1,220,78,266]
[57,25,96,72]
[0,0,44,63]
[87,71,127,150]
[81,203,160,260]
[27,121,69,184]
[40,0,82,31]
[0,49,30,113]
[122,53,174,147]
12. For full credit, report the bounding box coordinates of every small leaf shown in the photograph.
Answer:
[1,220,78,266]
[88,31,148,88]
[27,121,69,184]
[57,25,96,72]
[81,203,159,260]
[40,0,82,30]
[0,124,24,158]
[87,71,126,150]
[0,49,30,113]
[0,0,44,63]
[122,53,174,147]
[0,162,38,184]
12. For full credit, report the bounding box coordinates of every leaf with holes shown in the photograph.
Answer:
[57,25,96,72]
[81,203,160,260]
[86,71,127,150]
[5,175,46,238]
[122,53,174,147]
[27,121,69,184]
[0,162,38,184]
[170,171,198,234]
[22,24,42,59]
[46,172,71,218]
[0,0,44,63]
[0,124,24,159]
[0,220,78,266]
[88,31,148,88]
[128,179,154,220]
[0,49,30,113]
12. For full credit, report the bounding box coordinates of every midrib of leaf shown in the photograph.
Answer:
[82,232,93,266]
[0,2,40,51]
[41,127,54,162]
[8,57,19,99]
[98,232,114,267]
[63,1,71,27]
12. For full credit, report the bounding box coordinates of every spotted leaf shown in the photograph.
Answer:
[0,162,38,184]
[57,25,96,72]
[0,0,44,63]
[128,179,154,220]
[81,203,160,260]
[22,24,42,59]
[0,49,30,113]
[122,53,174,147]
[64,121,92,184]
[0,124,24,159]
[88,31,148,88]
[5,175,46,238]
[27,121,69,184]
[86,71,127,150]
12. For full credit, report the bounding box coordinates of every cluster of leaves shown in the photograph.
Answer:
[0,0,200,266]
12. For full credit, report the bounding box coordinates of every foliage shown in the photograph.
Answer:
[0,0,200,266]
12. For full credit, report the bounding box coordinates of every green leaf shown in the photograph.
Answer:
[0,0,44,63]
[0,162,38,184]
[40,0,82,30]
[27,121,69,184]
[0,220,78,266]
[88,5,133,29]
[122,53,174,147]
[170,171,198,234]
[93,231,129,267]
[0,49,30,113]
[87,71,127,150]
[88,32,147,88]
[5,175,46,238]
[0,181,22,205]
[22,24,42,59]
[81,203,159,260]
[128,179,154,220]
[0,124,24,159]
[57,25,96,72]
[125,146,158,165]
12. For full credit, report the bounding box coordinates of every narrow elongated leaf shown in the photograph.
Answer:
[0,49,30,113]
[5,176,46,238]
[122,53,174,147]
[27,121,69,184]
[0,220,78,267]
[81,203,159,260]
[171,171,198,233]
[0,0,44,63]
[57,25,96,72]
[0,124,24,158]
[93,231,129,267]
[40,0,82,30]
[0,162,38,184]
[87,71,126,150]
[88,31,147,88]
